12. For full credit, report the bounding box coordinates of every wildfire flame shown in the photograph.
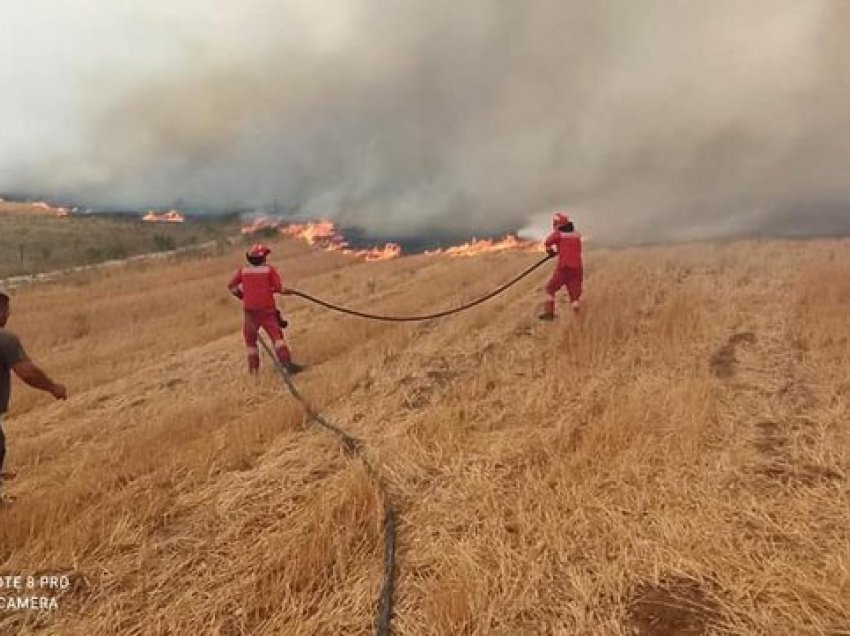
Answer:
[280,220,346,248]
[242,217,402,261]
[15,201,71,217]
[143,210,185,223]
[351,243,403,261]
[241,217,543,261]
[424,234,544,257]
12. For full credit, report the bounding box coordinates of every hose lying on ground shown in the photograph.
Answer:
[247,253,553,634]
[256,333,396,636]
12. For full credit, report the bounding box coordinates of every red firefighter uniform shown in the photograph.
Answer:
[227,244,293,372]
[540,212,583,320]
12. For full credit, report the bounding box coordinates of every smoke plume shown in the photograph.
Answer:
[1,0,848,243]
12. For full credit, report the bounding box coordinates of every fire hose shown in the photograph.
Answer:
[254,331,395,635]
[286,253,554,321]
[248,252,553,635]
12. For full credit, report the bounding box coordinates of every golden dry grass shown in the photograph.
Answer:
[0,235,849,634]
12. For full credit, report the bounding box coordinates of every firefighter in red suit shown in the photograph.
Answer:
[539,212,583,321]
[228,243,304,374]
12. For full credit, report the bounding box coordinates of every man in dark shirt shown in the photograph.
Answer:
[0,289,67,503]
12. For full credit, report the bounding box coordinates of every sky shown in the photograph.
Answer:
[1,1,848,243]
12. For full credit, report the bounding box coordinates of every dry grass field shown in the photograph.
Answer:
[0,202,236,278]
[0,234,849,634]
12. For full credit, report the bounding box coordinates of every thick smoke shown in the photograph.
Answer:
[2,0,849,243]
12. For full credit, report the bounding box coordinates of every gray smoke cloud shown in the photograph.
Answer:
[1,0,848,243]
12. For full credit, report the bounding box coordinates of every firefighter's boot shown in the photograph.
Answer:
[538,300,555,321]
[248,352,260,374]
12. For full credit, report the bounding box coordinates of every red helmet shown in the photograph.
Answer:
[552,211,571,229]
[247,243,271,259]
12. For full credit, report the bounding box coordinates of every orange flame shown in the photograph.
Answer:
[17,201,70,217]
[240,217,543,261]
[143,210,185,223]
[353,243,403,261]
[280,220,346,248]
[425,234,544,257]
[241,217,402,261]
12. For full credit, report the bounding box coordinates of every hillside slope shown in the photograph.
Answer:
[1,237,849,634]
[0,202,235,278]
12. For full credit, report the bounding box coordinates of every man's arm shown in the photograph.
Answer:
[12,358,67,400]
[227,269,244,299]
[544,232,558,257]
[270,267,290,295]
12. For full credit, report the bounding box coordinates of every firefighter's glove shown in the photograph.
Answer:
[546,248,557,258]
[231,289,244,300]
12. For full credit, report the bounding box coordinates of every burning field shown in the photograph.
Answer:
[241,216,543,260]
[142,210,186,223]
[0,200,72,218]
[3,2,849,630]
[1,232,849,634]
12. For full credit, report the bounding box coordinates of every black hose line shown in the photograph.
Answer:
[254,333,396,636]
[243,252,553,634]
[288,253,553,321]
